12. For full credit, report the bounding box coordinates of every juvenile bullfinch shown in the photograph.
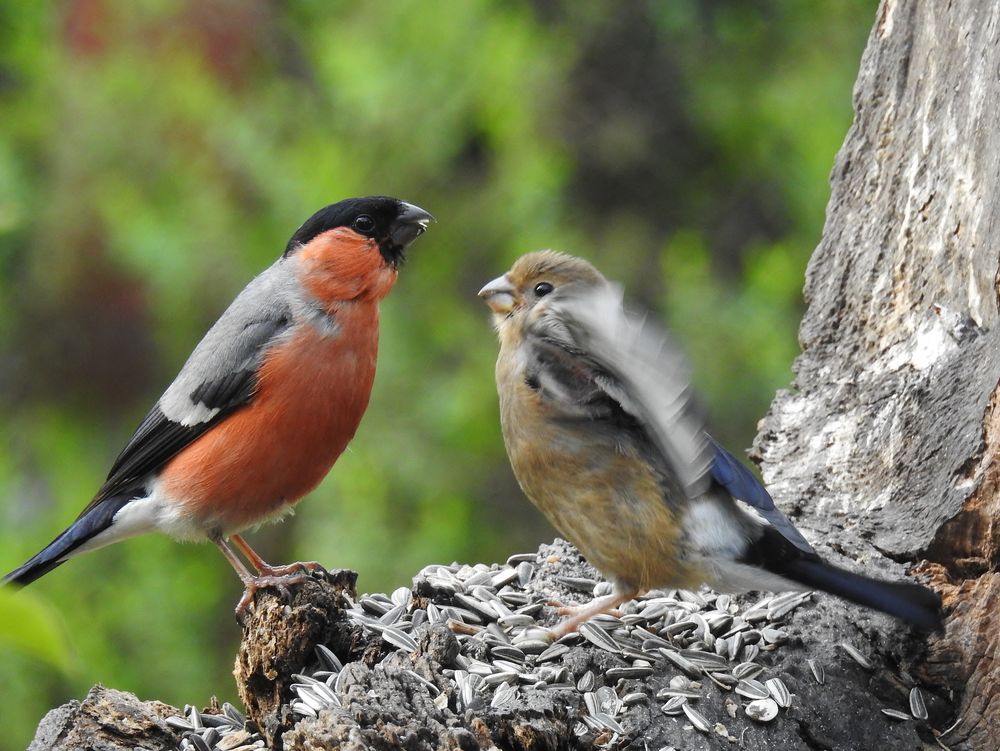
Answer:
[4,196,433,614]
[479,251,941,635]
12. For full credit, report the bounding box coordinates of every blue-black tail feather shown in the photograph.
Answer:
[781,556,942,631]
[744,526,942,630]
[3,494,132,587]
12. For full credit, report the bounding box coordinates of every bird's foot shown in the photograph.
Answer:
[547,598,624,618]
[255,559,328,579]
[234,572,313,620]
[546,592,636,638]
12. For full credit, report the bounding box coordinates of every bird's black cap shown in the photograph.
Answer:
[284,196,433,267]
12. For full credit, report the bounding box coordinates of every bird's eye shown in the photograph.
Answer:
[534,282,554,297]
[352,215,376,234]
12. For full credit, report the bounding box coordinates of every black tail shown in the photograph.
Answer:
[781,556,942,631]
[744,526,942,630]
[4,495,131,587]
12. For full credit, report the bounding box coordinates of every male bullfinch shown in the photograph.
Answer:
[479,251,941,635]
[4,196,432,614]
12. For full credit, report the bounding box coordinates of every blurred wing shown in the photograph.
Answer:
[708,437,815,554]
[528,283,714,499]
[90,313,292,506]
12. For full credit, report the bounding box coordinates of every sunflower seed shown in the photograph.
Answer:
[595,685,619,714]
[658,649,702,677]
[735,679,770,700]
[404,669,440,696]
[491,681,517,708]
[379,605,405,625]
[577,670,596,692]
[382,626,418,652]
[682,703,712,732]
[315,644,343,673]
[661,696,687,715]
[807,659,824,684]
[595,711,625,734]
[516,562,534,586]
[745,698,779,722]
[390,586,413,608]
[657,688,701,700]
[593,581,614,597]
[492,568,519,588]
[760,627,788,645]
[361,596,391,616]
[464,570,494,588]
[606,665,654,680]
[732,661,762,681]
[766,678,791,708]
[726,633,743,662]
[909,687,928,720]
[484,670,518,686]
[704,671,737,690]
[558,576,598,592]
[579,622,622,653]
[622,692,647,706]
[838,643,873,670]
[455,593,499,622]
[498,614,535,629]
[881,708,911,721]
[537,643,570,663]
[515,639,551,654]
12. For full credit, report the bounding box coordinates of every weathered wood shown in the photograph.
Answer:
[754,1,1000,748]
[27,685,180,751]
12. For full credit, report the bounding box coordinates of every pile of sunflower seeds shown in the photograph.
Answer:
[168,702,264,751]
[289,548,818,744]
[168,544,933,749]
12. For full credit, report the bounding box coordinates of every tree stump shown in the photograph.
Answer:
[753,1,1000,748]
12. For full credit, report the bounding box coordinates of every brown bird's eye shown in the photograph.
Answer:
[352,215,376,234]
[534,282,554,297]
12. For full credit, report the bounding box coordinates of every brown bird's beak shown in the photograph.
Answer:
[478,275,517,315]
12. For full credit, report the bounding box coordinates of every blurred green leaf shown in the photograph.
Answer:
[0,589,76,674]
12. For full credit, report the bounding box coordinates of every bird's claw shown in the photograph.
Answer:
[256,560,327,579]
[233,571,313,620]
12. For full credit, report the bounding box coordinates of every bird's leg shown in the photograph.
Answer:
[210,533,313,619]
[229,534,327,578]
[548,590,638,639]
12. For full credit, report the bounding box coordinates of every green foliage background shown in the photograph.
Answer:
[0,1,874,746]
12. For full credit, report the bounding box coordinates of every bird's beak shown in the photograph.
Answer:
[478,274,516,314]
[390,202,435,247]
[382,202,434,267]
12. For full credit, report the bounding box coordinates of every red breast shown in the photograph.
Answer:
[158,227,397,530]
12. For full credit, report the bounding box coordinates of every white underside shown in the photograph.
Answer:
[69,481,207,560]
[683,496,753,558]
[67,477,299,564]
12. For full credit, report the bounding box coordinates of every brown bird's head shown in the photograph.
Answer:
[478,250,607,331]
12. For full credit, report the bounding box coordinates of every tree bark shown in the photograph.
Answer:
[26,2,1000,750]
[754,1,1000,748]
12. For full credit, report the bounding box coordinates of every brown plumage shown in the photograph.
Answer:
[480,251,942,635]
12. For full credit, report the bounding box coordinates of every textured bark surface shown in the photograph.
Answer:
[27,685,180,751]
[753,1,1000,749]
[235,569,360,747]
